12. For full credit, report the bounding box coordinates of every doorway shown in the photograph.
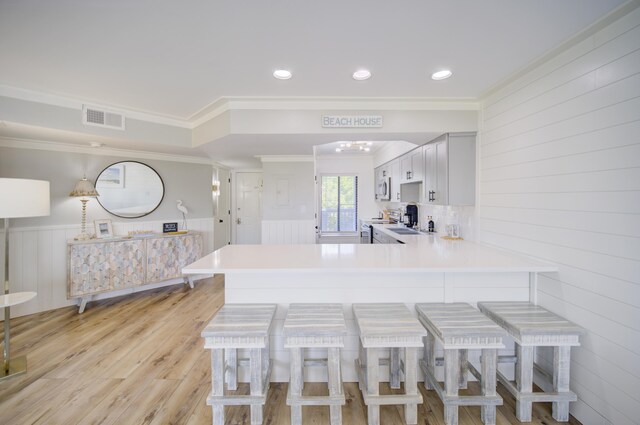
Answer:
[233,172,262,244]
[213,168,231,251]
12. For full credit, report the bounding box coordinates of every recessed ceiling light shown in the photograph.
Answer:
[273,69,292,80]
[89,142,104,148]
[352,70,371,81]
[431,69,452,80]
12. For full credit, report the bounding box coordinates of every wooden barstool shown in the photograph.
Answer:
[201,303,277,425]
[416,303,506,425]
[284,303,347,425]
[353,303,426,425]
[478,301,584,422]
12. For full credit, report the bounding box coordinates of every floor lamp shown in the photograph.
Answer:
[0,178,50,381]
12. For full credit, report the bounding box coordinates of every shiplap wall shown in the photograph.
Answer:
[261,219,315,244]
[0,217,213,319]
[478,6,640,425]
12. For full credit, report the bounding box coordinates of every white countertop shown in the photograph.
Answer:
[183,236,556,274]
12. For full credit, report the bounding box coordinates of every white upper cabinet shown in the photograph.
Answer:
[423,133,476,206]
[399,147,424,184]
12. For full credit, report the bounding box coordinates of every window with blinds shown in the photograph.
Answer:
[319,175,358,233]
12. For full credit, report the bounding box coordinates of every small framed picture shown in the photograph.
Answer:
[94,219,114,239]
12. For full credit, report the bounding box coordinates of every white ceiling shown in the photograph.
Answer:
[0,0,627,166]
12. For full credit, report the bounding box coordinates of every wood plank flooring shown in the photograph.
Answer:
[0,276,581,424]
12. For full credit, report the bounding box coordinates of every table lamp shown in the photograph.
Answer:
[69,177,99,240]
[0,178,50,380]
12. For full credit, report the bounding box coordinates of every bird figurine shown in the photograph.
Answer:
[176,200,189,230]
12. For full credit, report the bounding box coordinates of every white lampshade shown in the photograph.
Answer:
[0,178,51,218]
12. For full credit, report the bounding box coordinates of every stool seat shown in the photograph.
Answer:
[353,303,427,347]
[478,301,584,345]
[202,304,277,425]
[353,303,426,425]
[416,303,505,349]
[202,303,277,340]
[284,303,346,425]
[416,303,505,425]
[283,303,347,346]
[478,302,584,423]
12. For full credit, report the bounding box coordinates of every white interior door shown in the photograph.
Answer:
[213,168,231,250]
[235,172,262,244]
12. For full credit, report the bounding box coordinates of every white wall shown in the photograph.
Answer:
[478,6,640,425]
[261,161,315,220]
[260,160,316,244]
[372,140,419,167]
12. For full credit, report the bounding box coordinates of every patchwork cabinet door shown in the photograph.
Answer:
[110,239,146,290]
[68,242,112,297]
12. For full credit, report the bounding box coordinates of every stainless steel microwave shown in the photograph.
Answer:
[377,176,391,201]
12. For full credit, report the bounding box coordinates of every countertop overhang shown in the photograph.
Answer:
[183,238,557,274]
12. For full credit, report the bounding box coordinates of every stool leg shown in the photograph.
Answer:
[250,347,264,425]
[226,348,237,391]
[423,333,436,390]
[366,347,380,425]
[358,343,366,391]
[459,349,468,389]
[515,345,534,422]
[404,347,419,425]
[552,346,571,422]
[444,349,460,425]
[289,347,303,425]
[262,337,271,389]
[328,347,343,425]
[390,347,401,389]
[481,349,497,425]
[211,348,225,425]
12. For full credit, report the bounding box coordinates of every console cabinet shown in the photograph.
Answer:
[68,232,202,312]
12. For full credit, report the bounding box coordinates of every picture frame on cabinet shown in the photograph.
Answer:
[94,219,114,239]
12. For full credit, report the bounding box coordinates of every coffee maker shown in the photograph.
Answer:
[404,204,418,228]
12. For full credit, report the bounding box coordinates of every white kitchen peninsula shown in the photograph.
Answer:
[183,235,556,382]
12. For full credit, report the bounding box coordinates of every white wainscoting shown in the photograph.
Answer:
[478,7,640,425]
[261,220,316,244]
[0,217,214,320]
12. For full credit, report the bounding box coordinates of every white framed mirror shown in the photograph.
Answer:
[95,161,164,218]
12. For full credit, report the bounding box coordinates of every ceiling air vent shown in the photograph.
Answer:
[82,105,125,130]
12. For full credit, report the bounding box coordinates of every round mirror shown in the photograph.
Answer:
[95,161,164,218]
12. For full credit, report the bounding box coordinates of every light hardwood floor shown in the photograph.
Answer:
[0,276,581,424]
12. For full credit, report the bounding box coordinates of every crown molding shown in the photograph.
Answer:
[0,85,192,128]
[1,83,480,132]
[257,155,314,163]
[191,96,480,127]
[0,137,214,165]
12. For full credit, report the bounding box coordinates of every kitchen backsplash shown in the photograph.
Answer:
[377,201,476,241]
